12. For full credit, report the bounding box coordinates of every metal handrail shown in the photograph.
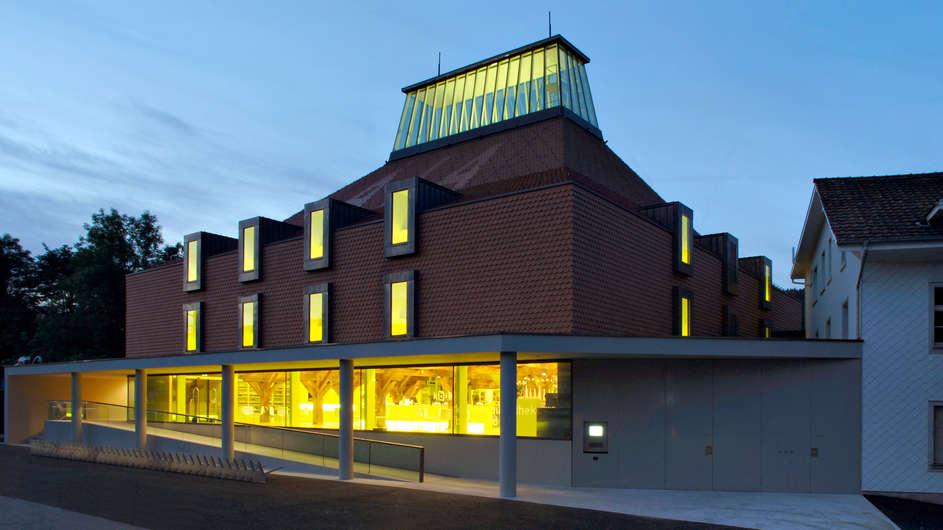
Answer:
[48,400,425,481]
[78,400,425,450]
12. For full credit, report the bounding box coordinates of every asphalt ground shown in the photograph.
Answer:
[0,445,741,529]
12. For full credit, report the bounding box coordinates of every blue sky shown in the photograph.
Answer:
[0,1,940,286]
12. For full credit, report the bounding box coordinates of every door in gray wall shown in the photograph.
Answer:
[761,361,812,492]
[713,361,764,491]
[665,361,713,490]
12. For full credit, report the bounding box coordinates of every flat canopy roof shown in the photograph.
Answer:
[6,334,862,377]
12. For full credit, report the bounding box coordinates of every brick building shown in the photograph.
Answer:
[7,36,862,497]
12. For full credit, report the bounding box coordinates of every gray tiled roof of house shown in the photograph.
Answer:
[815,172,943,245]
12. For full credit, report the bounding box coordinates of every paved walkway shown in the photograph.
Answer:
[281,472,899,529]
[0,495,142,529]
[49,422,898,529]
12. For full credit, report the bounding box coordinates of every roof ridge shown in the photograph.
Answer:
[814,171,943,183]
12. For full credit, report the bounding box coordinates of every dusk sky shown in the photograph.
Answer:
[1,1,941,286]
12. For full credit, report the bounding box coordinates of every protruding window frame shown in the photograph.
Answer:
[723,234,739,296]
[182,302,202,353]
[182,233,203,292]
[303,283,330,344]
[304,200,330,271]
[722,305,738,337]
[384,271,415,339]
[238,218,261,283]
[759,319,771,339]
[673,287,693,337]
[759,257,772,310]
[238,294,260,349]
[385,180,417,258]
[674,204,694,276]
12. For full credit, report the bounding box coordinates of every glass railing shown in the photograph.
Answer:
[47,400,424,482]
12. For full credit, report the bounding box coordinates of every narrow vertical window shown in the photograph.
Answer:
[310,210,324,258]
[760,319,771,338]
[681,214,692,265]
[933,286,943,349]
[674,287,693,337]
[765,263,772,303]
[385,271,415,338]
[304,200,330,271]
[239,295,259,349]
[932,404,943,467]
[391,190,410,244]
[183,233,202,291]
[674,204,694,275]
[238,218,261,282]
[304,284,329,344]
[384,180,418,257]
[760,258,772,310]
[187,240,199,281]
[391,282,408,336]
[182,302,201,353]
[242,226,255,272]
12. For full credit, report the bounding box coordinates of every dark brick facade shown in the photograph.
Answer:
[126,116,802,358]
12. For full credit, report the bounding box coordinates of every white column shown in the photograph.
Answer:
[338,358,354,480]
[221,365,235,460]
[71,372,82,444]
[499,351,517,498]
[134,369,147,449]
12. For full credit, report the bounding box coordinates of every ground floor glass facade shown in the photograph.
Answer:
[129,362,571,439]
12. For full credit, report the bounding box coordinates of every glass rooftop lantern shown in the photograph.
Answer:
[392,36,598,153]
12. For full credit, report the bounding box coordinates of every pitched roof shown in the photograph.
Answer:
[814,172,943,245]
[286,115,663,224]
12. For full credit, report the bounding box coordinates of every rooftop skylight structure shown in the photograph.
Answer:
[392,36,598,155]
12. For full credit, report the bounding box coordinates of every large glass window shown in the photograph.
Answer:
[135,364,571,439]
[364,366,453,433]
[129,373,221,423]
[681,214,692,265]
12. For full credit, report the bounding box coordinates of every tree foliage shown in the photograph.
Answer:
[1,209,177,363]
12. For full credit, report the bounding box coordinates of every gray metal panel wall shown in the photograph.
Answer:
[572,358,861,493]
[713,360,764,491]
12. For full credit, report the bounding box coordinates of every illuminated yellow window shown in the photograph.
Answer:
[681,296,691,337]
[186,239,199,282]
[309,209,324,260]
[391,190,409,245]
[681,214,692,265]
[764,326,771,338]
[242,301,255,348]
[242,225,255,272]
[764,264,772,303]
[186,309,198,352]
[308,292,323,343]
[390,281,408,336]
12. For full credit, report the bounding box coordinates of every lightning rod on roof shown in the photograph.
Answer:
[437,51,441,76]
[548,11,552,38]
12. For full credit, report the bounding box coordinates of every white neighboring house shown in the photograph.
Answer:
[793,172,943,494]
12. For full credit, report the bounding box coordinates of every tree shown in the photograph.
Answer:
[0,234,37,358]
[30,209,172,361]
